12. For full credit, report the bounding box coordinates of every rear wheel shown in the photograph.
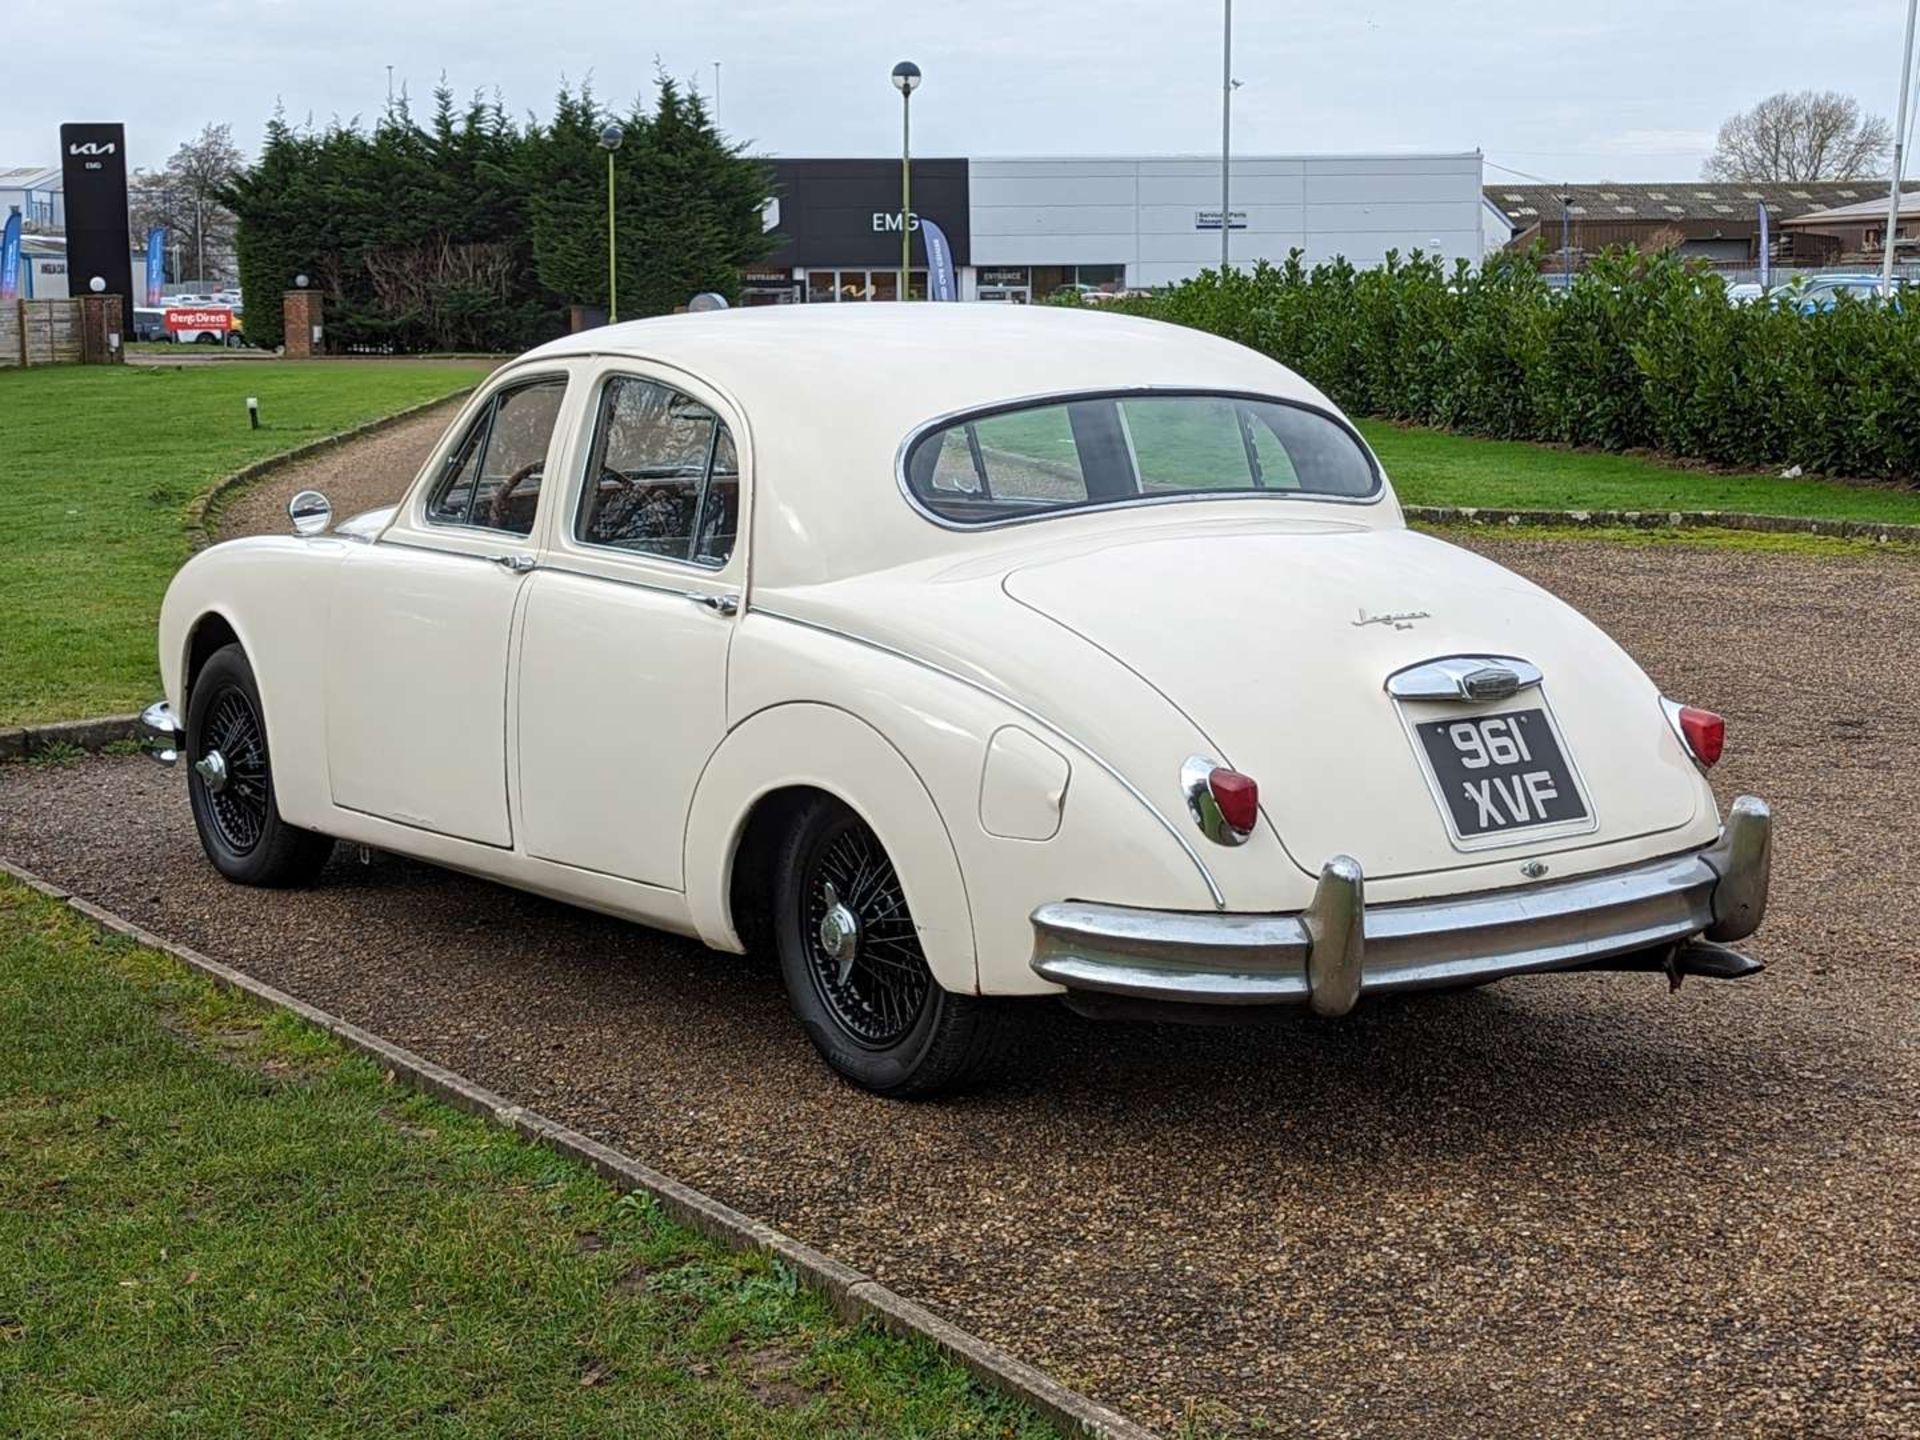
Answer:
[185,644,333,886]
[773,796,1002,1097]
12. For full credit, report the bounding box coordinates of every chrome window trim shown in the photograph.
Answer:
[893,386,1386,534]
[755,607,1227,909]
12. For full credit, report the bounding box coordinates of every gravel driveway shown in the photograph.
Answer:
[5,535,1917,1437]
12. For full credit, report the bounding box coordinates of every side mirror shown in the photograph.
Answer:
[288,489,333,536]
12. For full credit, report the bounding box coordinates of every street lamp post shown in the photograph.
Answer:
[599,123,624,322]
[891,61,920,300]
[1220,0,1233,272]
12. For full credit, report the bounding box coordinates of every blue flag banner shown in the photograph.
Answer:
[918,215,957,301]
[1757,201,1770,291]
[0,210,21,303]
[145,227,165,306]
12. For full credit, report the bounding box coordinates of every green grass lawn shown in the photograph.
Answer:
[0,361,489,727]
[1359,421,1920,523]
[0,877,1056,1439]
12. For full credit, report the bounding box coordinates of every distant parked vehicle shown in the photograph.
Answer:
[1784,274,1905,313]
[131,307,171,341]
[165,302,245,346]
[1722,282,1764,306]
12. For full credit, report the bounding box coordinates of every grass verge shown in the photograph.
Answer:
[0,876,1054,1439]
[1360,421,1920,524]
[1,361,489,727]
[1415,519,1920,560]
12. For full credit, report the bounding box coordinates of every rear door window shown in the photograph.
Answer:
[575,376,740,567]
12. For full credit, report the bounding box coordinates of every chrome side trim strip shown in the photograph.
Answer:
[754,608,1227,909]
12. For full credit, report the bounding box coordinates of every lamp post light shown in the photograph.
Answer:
[599,123,625,323]
[891,61,921,300]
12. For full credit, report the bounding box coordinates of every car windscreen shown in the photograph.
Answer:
[902,392,1379,526]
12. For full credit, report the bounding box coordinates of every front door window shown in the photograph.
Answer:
[425,379,567,536]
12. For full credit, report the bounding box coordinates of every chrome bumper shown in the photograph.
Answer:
[140,699,181,765]
[1031,796,1772,1015]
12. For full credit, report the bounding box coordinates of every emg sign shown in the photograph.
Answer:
[871,212,921,233]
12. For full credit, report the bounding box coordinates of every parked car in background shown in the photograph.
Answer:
[1722,281,1764,306]
[131,307,170,341]
[141,306,1772,1095]
[1785,273,1905,312]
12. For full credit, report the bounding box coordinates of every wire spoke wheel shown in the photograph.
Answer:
[197,684,271,856]
[801,817,930,1048]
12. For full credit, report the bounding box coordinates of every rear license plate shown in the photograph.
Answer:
[1413,708,1589,840]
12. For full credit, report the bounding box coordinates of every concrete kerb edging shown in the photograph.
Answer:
[0,858,1160,1440]
[183,388,477,551]
[0,713,143,763]
[1405,503,1920,545]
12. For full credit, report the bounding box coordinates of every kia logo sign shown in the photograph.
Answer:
[68,142,116,156]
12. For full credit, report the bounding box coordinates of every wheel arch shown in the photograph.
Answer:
[684,702,979,995]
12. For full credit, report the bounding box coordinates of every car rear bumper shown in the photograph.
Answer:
[1030,795,1771,1015]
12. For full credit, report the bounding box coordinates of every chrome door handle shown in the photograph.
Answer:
[684,591,740,616]
[487,552,537,574]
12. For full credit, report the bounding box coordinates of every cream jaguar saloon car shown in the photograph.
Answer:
[143,305,1771,1095]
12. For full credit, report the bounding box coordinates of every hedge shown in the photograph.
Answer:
[1097,249,1920,482]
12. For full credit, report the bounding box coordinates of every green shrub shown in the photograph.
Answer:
[1100,247,1920,482]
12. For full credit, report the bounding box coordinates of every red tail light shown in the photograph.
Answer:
[1677,706,1725,767]
[1208,768,1260,833]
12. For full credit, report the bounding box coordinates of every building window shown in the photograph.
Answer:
[801,268,927,301]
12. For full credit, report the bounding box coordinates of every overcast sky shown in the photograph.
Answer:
[5,0,1914,185]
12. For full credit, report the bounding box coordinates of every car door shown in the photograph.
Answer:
[324,370,575,846]
[514,364,744,889]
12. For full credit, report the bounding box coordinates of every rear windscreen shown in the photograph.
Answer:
[903,392,1379,526]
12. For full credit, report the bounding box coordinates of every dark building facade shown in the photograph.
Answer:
[748,158,971,303]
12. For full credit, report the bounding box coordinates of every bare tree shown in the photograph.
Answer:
[128,123,246,287]
[1703,91,1891,182]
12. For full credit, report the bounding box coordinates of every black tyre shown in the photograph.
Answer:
[185,643,334,886]
[773,796,1003,1097]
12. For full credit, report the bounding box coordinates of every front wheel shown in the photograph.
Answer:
[773,796,1003,1097]
[185,643,334,886]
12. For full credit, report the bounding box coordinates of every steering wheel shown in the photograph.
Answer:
[484,462,544,531]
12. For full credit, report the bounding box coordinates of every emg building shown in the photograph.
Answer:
[747,153,1485,303]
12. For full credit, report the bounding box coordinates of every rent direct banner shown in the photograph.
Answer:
[144,228,165,306]
[165,306,233,334]
[918,215,957,301]
[0,211,20,302]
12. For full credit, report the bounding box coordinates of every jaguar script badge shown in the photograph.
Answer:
[1353,607,1430,631]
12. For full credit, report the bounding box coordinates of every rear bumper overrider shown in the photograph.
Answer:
[1030,795,1772,1015]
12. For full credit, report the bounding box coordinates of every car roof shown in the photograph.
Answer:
[516,304,1354,588]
